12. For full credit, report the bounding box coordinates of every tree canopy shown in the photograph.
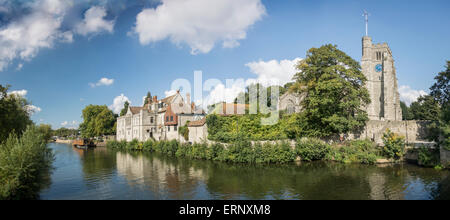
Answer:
[143,92,152,106]
[120,101,129,117]
[0,85,33,142]
[79,105,117,138]
[292,44,370,137]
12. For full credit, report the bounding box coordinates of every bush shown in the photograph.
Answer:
[295,138,331,161]
[382,129,405,160]
[255,142,296,164]
[106,140,127,150]
[327,140,379,164]
[418,147,440,167]
[0,126,54,200]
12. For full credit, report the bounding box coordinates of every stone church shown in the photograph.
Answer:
[278,34,432,146]
[362,36,402,121]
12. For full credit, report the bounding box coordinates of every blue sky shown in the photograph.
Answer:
[0,0,449,129]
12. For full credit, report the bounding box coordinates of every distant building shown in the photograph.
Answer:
[116,91,205,142]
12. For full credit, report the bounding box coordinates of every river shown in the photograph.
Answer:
[39,143,450,200]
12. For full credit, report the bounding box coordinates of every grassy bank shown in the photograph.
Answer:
[0,126,54,200]
[106,138,398,165]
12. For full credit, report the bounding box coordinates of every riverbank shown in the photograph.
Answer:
[54,139,72,144]
[0,126,53,200]
[41,142,450,200]
[106,137,430,167]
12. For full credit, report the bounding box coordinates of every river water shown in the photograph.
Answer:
[39,143,450,200]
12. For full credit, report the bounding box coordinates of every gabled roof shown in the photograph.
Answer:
[161,94,177,104]
[129,107,143,114]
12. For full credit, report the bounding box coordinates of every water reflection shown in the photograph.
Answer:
[40,143,450,200]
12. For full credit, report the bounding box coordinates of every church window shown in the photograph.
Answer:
[376,52,382,61]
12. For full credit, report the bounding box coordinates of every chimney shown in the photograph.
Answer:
[186,93,191,105]
[153,96,157,103]
[191,102,195,112]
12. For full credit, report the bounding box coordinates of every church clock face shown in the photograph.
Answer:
[375,64,382,72]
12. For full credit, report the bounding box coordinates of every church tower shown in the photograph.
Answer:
[361,11,402,121]
[361,36,402,121]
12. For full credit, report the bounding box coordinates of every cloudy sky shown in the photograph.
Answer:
[0,0,449,128]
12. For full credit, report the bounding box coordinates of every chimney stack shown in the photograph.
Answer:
[153,96,157,103]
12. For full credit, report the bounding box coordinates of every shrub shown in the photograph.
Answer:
[418,147,440,167]
[382,129,405,160]
[0,126,54,200]
[106,140,127,150]
[328,140,379,164]
[295,138,331,161]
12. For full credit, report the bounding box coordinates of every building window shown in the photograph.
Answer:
[168,126,170,132]
[170,116,173,121]
[166,116,169,122]
[376,51,382,61]
[174,126,177,131]
[150,117,154,123]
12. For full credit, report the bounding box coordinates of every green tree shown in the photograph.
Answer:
[79,105,117,138]
[119,101,129,117]
[292,44,370,137]
[409,95,441,121]
[144,92,152,106]
[0,85,33,142]
[429,61,450,150]
[400,101,413,120]
[37,124,52,142]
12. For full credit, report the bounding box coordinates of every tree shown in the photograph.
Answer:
[430,61,450,106]
[409,95,441,121]
[292,44,370,137]
[119,101,129,117]
[37,124,52,142]
[79,105,117,138]
[144,92,152,106]
[400,101,413,120]
[429,61,450,150]
[0,85,33,142]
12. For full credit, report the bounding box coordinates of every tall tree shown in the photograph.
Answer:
[79,105,116,138]
[292,44,370,137]
[0,85,33,142]
[430,61,450,106]
[119,101,129,117]
[37,124,53,142]
[429,61,450,149]
[409,95,441,121]
[400,101,413,120]
[143,92,152,106]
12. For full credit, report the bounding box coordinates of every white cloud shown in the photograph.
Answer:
[399,85,428,106]
[61,120,78,128]
[109,94,130,114]
[89,77,114,87]
[8,89,28,97]
[245,58,302,86]
[26,105,41,114]
[0,0,73,71]
[133,0,266,54]
[202,81,246,108]
[75,6,115,36]
[164,90,177,97]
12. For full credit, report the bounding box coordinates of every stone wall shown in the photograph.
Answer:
[348,120,434,147]
[440,146,450,167]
